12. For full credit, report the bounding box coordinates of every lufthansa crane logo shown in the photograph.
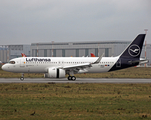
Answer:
[128,44,140,57]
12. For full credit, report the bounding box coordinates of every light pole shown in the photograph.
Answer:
[37,43,38,57]
[144,29,148,67]
[52,41,54,57]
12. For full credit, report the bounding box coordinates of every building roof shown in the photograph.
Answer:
[31,41,130,46]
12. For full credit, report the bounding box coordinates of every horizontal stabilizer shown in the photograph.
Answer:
[128,59,149,64]
[139,59,149,64]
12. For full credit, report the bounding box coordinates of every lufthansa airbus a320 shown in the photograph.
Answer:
[2,34,147,81]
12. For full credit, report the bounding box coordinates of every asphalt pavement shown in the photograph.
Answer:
[0,78,151,83]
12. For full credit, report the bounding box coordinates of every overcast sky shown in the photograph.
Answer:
[0,0,151,45]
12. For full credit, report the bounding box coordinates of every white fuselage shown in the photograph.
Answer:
[2,57,119,73]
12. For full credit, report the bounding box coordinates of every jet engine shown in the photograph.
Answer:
[44,68,65,78]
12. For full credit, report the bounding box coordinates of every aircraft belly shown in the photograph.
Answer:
[27,65,46,73]
[16,65,46,73]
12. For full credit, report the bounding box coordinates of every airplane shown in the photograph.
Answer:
[2,34,147,81]
[91,53,96,57]
[21,53,27,57]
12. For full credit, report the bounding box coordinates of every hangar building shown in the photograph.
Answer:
[1,41,151,66]
[30,41,151,66]
[31,41,130,57]
[0,45,30,62]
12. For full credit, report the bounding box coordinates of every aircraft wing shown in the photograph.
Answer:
[62,54,104,73]
[63,63,90,74]
[63,63,92,71]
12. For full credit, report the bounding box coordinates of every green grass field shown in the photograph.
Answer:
[0,83,151,120]
[0,67,151,119]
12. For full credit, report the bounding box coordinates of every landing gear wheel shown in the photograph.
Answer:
[71,76,76,81]
[20,77,24,81]
[68,76,76,81]
[20,73,24,81]
[68,76,72,80]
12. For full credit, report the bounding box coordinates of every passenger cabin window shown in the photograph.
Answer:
[9,61,15,64]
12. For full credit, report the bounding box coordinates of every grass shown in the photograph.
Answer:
[0,83,151,119]
[0,66,151,119]
[0,67,151,78]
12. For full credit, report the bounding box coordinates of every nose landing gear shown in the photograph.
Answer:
[20,73,24,81]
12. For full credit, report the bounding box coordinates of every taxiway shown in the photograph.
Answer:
[0,78,151,83]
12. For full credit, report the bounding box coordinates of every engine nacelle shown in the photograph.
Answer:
[44,68,65,78]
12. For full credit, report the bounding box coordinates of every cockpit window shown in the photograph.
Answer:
[9,61,15,64]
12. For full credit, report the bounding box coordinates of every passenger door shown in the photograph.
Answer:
[20,58,25,67]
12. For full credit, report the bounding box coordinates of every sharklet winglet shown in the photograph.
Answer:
[92,53,104,64]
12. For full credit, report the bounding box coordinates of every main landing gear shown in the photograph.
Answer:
[68,76,76,81]
[20,73,24,81]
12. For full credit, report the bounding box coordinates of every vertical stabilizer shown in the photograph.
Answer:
[119,34,146,59]
[109,34,146,72]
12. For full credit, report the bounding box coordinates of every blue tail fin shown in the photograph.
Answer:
[109,34,146,72]
[120,34,146,59]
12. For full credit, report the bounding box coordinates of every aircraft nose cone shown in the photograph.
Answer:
[2,65,5,70]
[2,65,7,71]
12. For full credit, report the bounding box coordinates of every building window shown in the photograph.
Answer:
[95,48,98,57]
[76,49,79,57]
[62,49,65,57]
[44,49,47,57]
[105,48,109,57]
[53,49,56,57]
[85,49,89,57]
[32,49,35,57]
[35,49,37,57]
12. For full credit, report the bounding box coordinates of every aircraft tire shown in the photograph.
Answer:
[71,76,76,81]
[20,77,24,81]
[68,76,72,80]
